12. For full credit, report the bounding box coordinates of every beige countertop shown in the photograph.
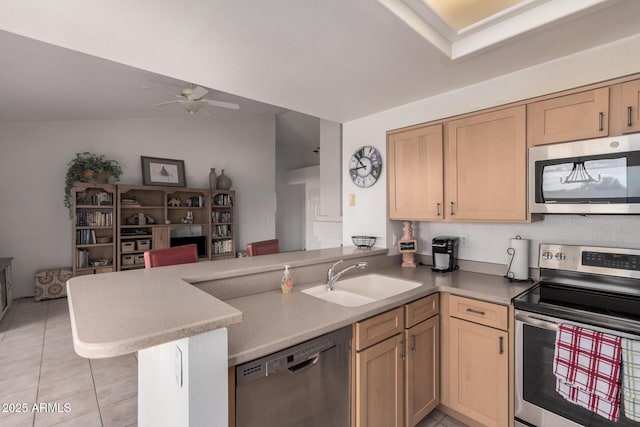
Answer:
[226,264,533,366]
[66,247,384,358]
[66,246,534,363]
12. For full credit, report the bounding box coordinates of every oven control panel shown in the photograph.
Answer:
[539,243,640,279]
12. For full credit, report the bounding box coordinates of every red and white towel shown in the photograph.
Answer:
[553,323,622,422]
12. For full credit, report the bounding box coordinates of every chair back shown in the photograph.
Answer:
[246,239,280,256]
[144,244,198,268]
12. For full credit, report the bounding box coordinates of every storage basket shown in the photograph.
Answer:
[134,254,145,265]
[121,241,135,253]
[121,255,135,266]
[136,240,151,251]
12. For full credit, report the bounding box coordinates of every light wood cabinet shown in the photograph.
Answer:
[405,314,439,427]
[354,296,440,427]
[527,87,609,146]
[388,124,443,221]
[355,332,405,427]
[71,183,117,275]
[621,79,640,134]
[442,294,509,427]
[445,106,527,222]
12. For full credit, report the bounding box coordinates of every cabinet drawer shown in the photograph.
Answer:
[448,295,508,331]
[355,307,404,351]
[405,294,439,328]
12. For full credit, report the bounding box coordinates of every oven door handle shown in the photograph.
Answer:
[515,312,558,331]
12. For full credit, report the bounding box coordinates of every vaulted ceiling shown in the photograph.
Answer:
[1,0,639,123]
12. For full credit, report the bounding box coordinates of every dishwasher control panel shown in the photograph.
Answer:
[236,326,351,385]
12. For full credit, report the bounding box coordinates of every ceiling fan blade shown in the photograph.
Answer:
[201,99,240,110]
[191,85,209,99]
[153,100,183,107]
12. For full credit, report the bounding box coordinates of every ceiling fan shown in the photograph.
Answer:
[153,84,240,114]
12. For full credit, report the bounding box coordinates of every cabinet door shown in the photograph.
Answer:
[355,333,404,427]
[527,87,609,145]
[152,226,170,250]
[445,106,526,221]
[388,124,443,221]
[621,79,640,133]
[449,317,508,427]
[405,315,439,427]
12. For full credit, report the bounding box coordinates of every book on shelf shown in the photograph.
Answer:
[213,194,233,207]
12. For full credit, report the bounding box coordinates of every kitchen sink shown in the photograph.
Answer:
[301,274,422,307]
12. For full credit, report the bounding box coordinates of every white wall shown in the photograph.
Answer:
[342,34,640,263]
[0,115,276,297]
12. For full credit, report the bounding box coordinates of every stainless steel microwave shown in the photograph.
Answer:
[529,134,640,214]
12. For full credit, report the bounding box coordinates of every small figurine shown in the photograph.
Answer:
[168,198,181,207]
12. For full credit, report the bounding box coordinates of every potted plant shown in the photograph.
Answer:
[64,152,123,216]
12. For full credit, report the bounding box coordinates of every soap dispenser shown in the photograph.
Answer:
[281,265,293,294]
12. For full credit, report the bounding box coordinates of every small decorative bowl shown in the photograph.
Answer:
[352,236,376,249]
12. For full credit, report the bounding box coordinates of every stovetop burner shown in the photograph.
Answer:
[513,243,640,335]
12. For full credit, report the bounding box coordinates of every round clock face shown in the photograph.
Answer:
[349,146,382,188]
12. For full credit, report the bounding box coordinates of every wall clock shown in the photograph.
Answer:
[349,146,382,188]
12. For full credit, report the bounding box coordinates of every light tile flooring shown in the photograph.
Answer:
[0,298,137,426]
[0,297,467,427]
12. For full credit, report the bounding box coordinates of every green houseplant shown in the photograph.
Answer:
[64,152,123,216]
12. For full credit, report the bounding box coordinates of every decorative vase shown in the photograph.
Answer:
[82,169,109,184]
[217,169,232,190]
[209,168,218,190]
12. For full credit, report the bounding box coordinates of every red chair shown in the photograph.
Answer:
[246,239,280,256]
[144,244,198,268]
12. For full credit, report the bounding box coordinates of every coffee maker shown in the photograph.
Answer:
[431,236,458,272]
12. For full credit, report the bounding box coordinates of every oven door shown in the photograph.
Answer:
[515,310,638,427]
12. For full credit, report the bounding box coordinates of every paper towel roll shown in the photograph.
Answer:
[509,237,529,280]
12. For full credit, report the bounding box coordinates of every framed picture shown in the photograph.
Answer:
[141,156,186,187]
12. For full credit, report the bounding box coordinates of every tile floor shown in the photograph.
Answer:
[0,297,466,427]
[0,298,137,426]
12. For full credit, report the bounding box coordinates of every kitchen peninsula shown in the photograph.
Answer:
[67,246,533,426]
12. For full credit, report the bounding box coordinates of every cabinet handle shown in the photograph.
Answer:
[499,336,504,355]
[598,112,604,131]
[436,203,441,217]
[466,308,486,316]
[450,201,455,215]
[628,106,633,127]
[401,340,406,361]
[410,335,417,352]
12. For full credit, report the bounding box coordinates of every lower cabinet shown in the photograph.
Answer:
[353,295,440,427]
[355,333,405,427]
[405,314,439,427]
[442,294,509,427]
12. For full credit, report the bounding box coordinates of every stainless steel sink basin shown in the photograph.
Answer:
[301,274,421,307]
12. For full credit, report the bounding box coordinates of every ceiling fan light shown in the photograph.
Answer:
[183,100,201,114]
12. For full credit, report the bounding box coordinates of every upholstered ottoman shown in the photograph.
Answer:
[34,267,72,301]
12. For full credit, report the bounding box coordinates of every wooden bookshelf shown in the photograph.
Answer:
[211,190,236,260]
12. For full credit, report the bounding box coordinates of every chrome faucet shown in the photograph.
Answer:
[326,260,368,290]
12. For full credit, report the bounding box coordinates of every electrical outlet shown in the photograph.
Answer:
[459,233,469,247]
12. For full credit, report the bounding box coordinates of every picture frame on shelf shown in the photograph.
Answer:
[141,156,186,187]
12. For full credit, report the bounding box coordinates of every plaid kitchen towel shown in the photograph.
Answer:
[554,323,622,422]
[622,338,640,421]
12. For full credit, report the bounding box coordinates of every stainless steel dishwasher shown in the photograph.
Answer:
[235,326,351,427]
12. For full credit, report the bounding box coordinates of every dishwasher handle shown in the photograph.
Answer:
[288,353,320,374]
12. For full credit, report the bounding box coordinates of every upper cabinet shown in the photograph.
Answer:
[445,106,527,222]
[527,87,609,146]
[388,107,527,223]
[620,79,640,134]
[388,124,443,221]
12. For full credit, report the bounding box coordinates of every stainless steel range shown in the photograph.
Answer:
[513,243,640,427]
